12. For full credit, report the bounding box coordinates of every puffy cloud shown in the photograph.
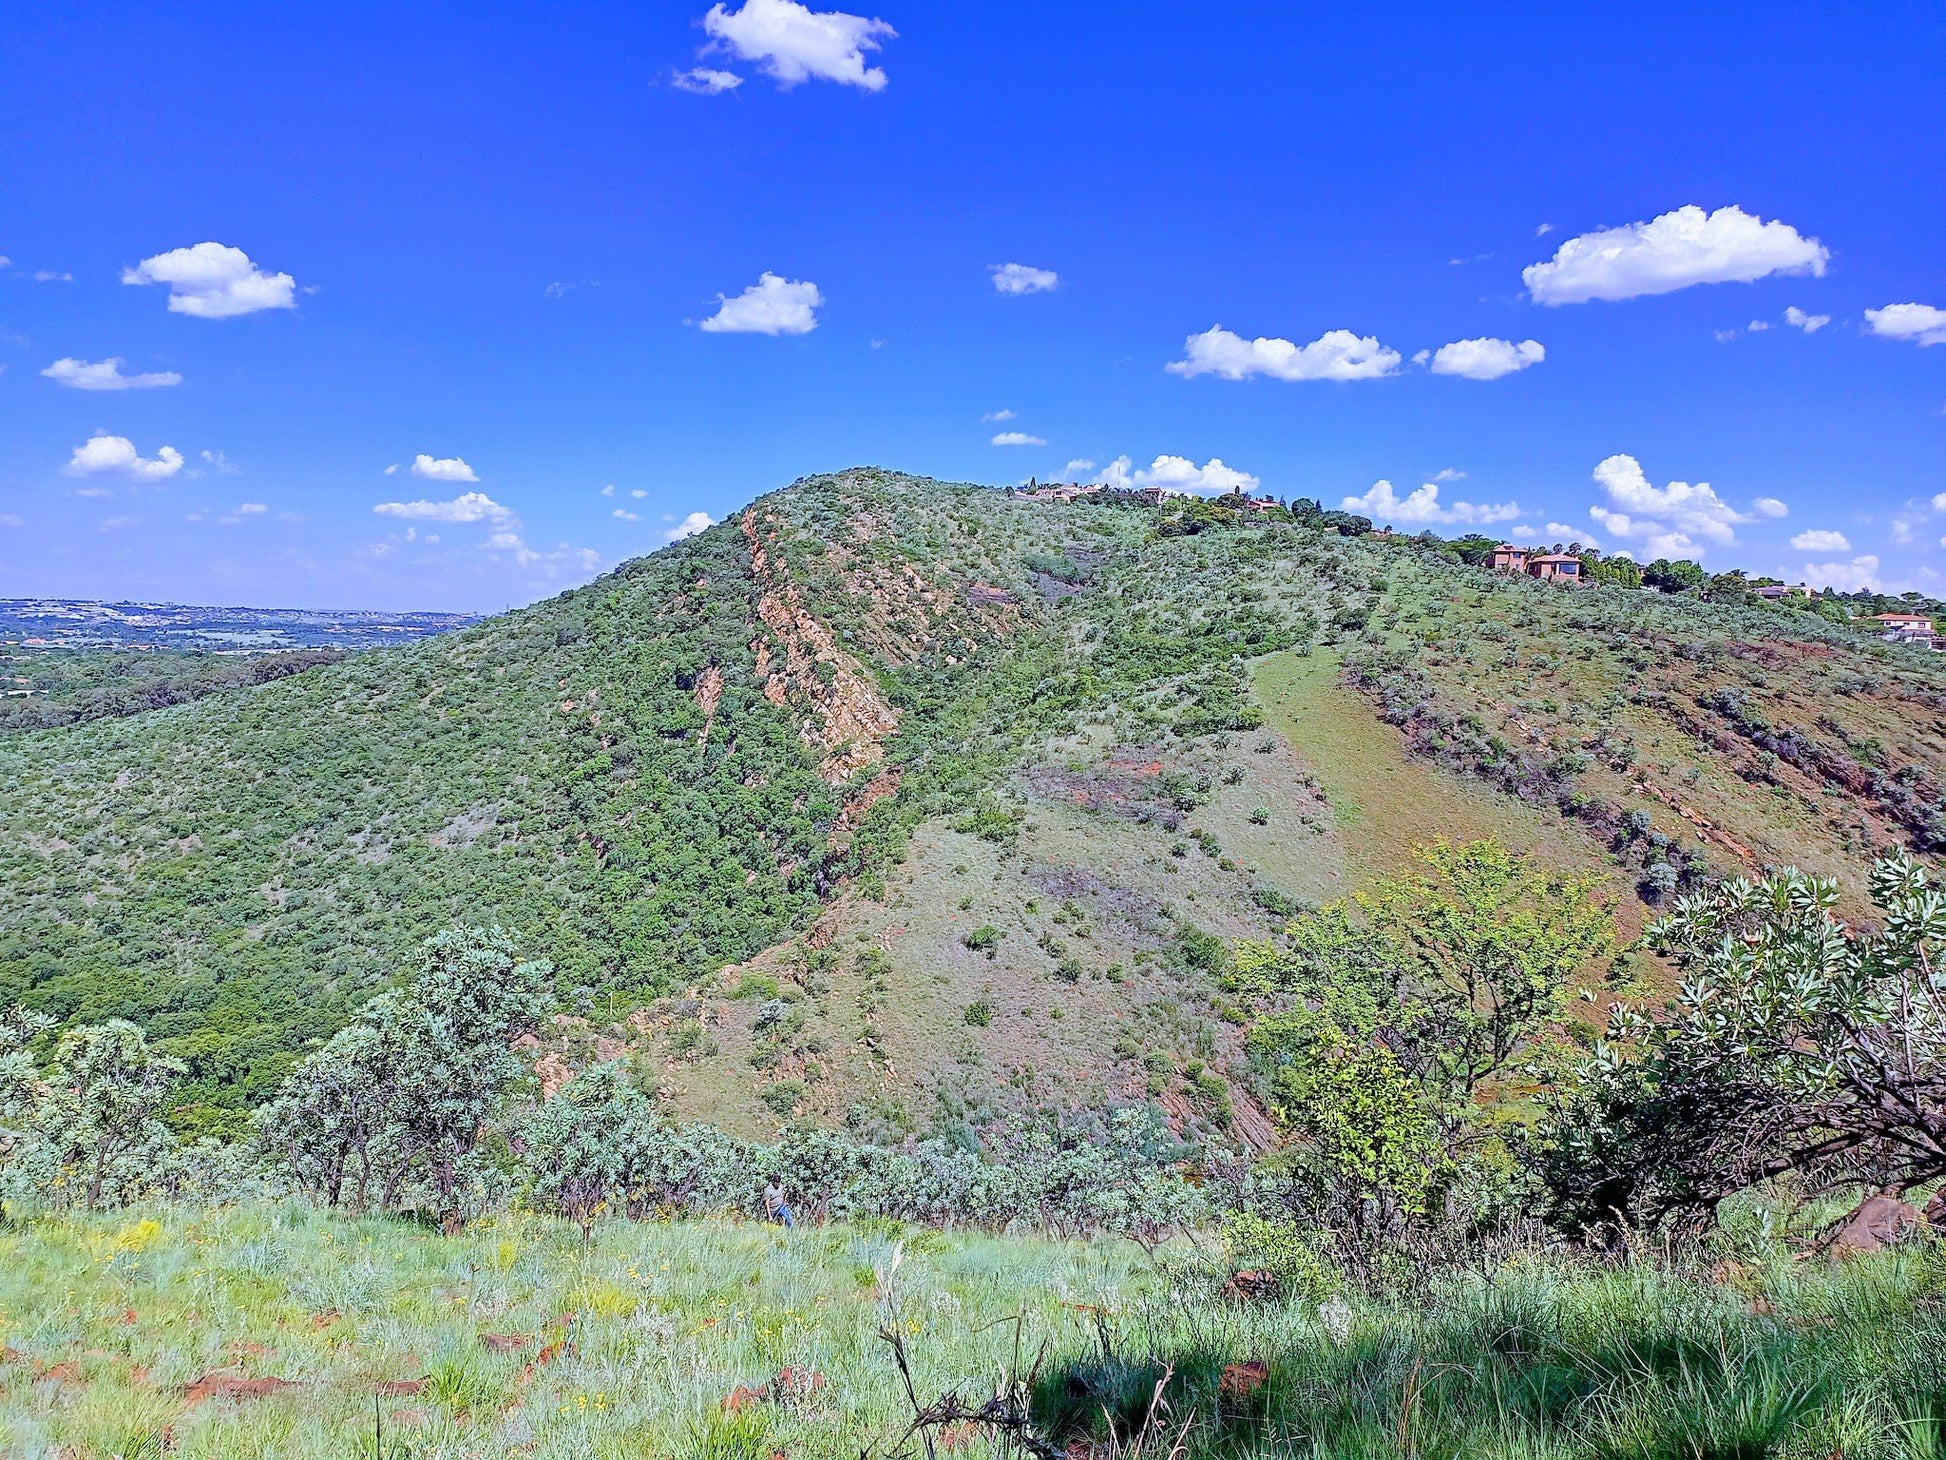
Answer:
[982,409,1016,422]
[991,431,1046,446]
[1427,337,1545,380]
[1933,491,1946,513]
[1167,325,1401,382]
[199,449,241,475]
[410,454,480,483]
[1339,479,1521,526]
[701,0,895,90]
[990,262,1058,295]
[1790,529,1850,552]
[485,530,602,580]
[1545,523,1597,546]
[1094,455,1260,497]
[1522,205,1828,306]
[236,502,267,515]
[612,508,641,521]
[1433,468,1466,482]
[1752,497,1789,518]
[1865,303,1946,347]
[1587,507,1698,563]
[672,66,744,93]
[64,433,184,480]
[41,356,183,390]
[122,242,297,318]
[665,510,715,542]
[698,272,822,334]
[1784,306,1830,333]
[373,491,513,524]
[1588,454,1752,557]
[600,484,615,496]
[1803,555,1883,593]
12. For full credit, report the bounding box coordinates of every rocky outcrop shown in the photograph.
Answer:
[741,512,901,785]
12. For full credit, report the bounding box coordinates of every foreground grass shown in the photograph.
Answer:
[3,1203,1945,1458]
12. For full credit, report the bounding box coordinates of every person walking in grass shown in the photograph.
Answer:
[764,1176,794,1229]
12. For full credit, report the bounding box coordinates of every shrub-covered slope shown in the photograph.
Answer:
[4,468,1941,1131]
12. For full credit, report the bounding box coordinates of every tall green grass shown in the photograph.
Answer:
[1,1202,1940,1458]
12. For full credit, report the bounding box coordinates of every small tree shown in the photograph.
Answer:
[260,926,552,1217]
[1233,840,1615,1280]
[518,1061,651,1242]
[1355,839,1615,1097]
[1537,853,1946,1237]
[36,1020,184,1209]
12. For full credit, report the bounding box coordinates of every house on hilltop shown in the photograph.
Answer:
[1528,552,1583,583]
[1484,543,1585,585]
[1754,583,1815,601]
[1873,611,1935,634]
[1489,543,1530,574]
[1872,611,1941,650]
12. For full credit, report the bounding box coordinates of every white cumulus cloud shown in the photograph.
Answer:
[701,0,894,90]
[64,434,184,480]
[1790,529,1850,552]
[1865,303,1946,347]
[990,262,1058,295]
[698,272,822,334]
[1588,454,1753,556]
[1545,523,1598,546]
[122,242,297,318]
[982,409,1016,422]
[1803,555,1882,593]
[1427,337,1545,380]
[1167,325,1401,382]
[1522,205,1828,306]
[1339,480,1521,526]
[42,356,182,390]
[1783,306,1830,333]
[410,454,480,483]
[612,508,641,521]
[1094,455,1260,497]
[373,491,513,524]
[991,431,1046,446]
[1585,455,1787,562]
[672,66,744,93]
[665,510,715,542]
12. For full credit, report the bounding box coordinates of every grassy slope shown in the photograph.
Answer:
[5,1201,1944,1459]
[3,470,1941,1133]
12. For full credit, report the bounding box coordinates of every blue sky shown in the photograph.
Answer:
[1,0,1942,611]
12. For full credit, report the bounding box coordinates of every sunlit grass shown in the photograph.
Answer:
[4,1202,1944,1458]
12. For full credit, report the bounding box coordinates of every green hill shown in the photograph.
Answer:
[4,468,1942,1136]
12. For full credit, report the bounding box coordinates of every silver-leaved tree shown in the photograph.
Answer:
[258,926,551,1218]
[1538,852,1946,1237]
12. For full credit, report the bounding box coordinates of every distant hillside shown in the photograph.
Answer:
[0,597,479,650]
[3,469,1941,1138]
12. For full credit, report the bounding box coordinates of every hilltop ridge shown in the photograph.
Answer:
[3,468,1942,1139]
